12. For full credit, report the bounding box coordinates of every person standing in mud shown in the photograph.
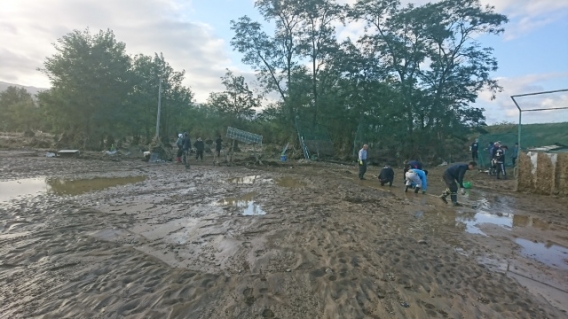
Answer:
[486,142,494,169]
[358,144,368,180]
[215,136,222,157]
[175,133,184,163]
[182,132,191,155]
[194,137,205,161]
[511,142,519,166]
[495,146,506,179]
[470,138,479,161]
[440,161,477,206]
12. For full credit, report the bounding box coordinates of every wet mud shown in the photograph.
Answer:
[1,153,567,318]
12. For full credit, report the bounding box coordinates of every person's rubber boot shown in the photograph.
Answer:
[405,185,409,192]
[451,194,462,206]
[440,189,449,203]
[414,187,420,194]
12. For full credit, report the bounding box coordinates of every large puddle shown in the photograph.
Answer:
[217,192,266,216]
[0,176,146,202]
[515,239,568,270]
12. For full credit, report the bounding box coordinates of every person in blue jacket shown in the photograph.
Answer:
[405,168,428,194]
[440,162,477,206]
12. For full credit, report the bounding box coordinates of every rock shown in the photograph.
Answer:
[286,269,291,272]
[325,268,333,274]
[418,240,427,245]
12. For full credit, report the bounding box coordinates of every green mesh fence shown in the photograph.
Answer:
[473,122,568,168]
[294,117,334,160]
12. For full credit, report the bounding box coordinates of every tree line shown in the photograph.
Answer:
[0,0,507,162]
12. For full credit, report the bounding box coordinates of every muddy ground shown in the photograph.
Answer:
[1,150,567,319]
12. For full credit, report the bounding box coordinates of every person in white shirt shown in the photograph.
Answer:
[358,144,369,180]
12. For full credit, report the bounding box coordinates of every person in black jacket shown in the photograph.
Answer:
[194,137,205,161]
[378,165,395,186]
[182,132,191,154]
[215,136,223,157]
[440,161,477,206]
[470,139,479,161]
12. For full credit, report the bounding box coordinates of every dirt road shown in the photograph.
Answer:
[1,151,567,318]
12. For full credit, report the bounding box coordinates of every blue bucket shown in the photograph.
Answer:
[280,155,287,162]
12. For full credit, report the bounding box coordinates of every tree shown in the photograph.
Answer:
[231,0,305,125]
[39,28,132,148]
[207,69,261,125]
[0,86,38,132]
[349,0,507,158]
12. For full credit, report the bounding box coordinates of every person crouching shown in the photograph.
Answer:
[378,165,394,186]
[405,168,428,194]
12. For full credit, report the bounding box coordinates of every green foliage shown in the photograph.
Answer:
[37,29,195,149]
[0,86,40,132]
[230,0,508,162]
[3,0,511,163]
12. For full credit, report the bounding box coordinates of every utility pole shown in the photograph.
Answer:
[155,79,162,139]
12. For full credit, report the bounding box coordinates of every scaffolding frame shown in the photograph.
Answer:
[510,88,568,152]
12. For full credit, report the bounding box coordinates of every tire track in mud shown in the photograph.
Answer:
[0,157,564,318]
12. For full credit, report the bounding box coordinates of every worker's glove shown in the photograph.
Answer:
[359,160,363,165]
[460,188,466,195]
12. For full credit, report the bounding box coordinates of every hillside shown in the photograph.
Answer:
[476,122,568,150]
[0,81,47,96]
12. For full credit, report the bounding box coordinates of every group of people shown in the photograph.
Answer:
[175,133,223,163]
[471,139,518,180]
[358,144,477,206]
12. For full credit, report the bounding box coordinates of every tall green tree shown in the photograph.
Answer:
[349,0,507,158]
[39,28,132,148]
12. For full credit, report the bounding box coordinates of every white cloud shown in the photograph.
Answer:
[477,72,568,124]
[0,0,233,102]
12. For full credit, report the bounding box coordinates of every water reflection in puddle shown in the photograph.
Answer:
[217,192,266,216]
[0,178,47,202]
[0,176,146,201]
[456,210,513,236]
[275,177,306,188]
[515,238,568,270]
[227,175,259,185]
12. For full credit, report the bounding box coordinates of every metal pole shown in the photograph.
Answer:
[155,79,162,139]
[511,96,522,152]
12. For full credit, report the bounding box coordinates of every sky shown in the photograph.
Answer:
[1,0,567,124]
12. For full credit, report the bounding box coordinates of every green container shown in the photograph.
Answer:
[463,181,472,189]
